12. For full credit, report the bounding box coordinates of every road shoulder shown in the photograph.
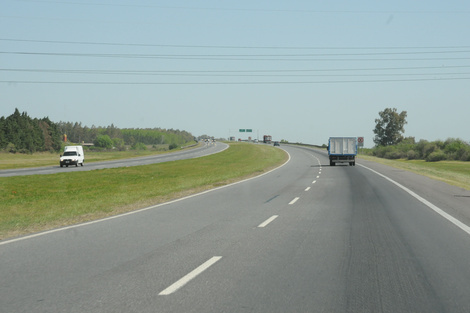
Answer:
[358,158,470,229]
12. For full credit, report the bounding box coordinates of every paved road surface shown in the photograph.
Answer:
[1,144,470,312]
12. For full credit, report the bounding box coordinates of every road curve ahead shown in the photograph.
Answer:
[1,144,470,312]
[0,141,228,177]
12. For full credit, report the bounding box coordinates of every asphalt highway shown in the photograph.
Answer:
[1,144,470,312]
[0,141,227,177]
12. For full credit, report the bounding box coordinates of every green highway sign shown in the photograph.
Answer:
[239,129,246,132]
[239,129,253,132]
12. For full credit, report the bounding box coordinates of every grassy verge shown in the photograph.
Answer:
[0,143,287,240]
[0,143,199,170]
[358,155,470,191]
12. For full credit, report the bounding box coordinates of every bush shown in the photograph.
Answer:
[373,145,405,159]
[169,143,178,150]
[131,142,147,150]
[372,138,470,162]
[414,140,428,159]
[406,150,418,160]
[384,150,403,159]
[94,135,113,149]
[460,150,470,161]
[443,138,470,161]
[5,143,17,153]
[422,142,440,160]
[112,138,125,151]
[426,150,446,162]
[372,146,391,158]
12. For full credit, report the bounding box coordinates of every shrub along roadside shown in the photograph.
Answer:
[365,138,470,162]
[0,143,287,240]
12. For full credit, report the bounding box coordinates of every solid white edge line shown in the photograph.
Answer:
[159,256,222,295]
[1,148,292,246]
[358,164,470,236]
[289,197,300,205]
[258,215,279,228]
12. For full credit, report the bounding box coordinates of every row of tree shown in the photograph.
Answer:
[0,109,195,153]
[0,109,62,153]
[57,122,194,150]
[368,137,470,162]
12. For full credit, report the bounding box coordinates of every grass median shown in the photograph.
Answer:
[0,143,287,240]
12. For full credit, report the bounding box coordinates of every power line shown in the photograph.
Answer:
[2,77,470,85]
[2,68,470,78]
[2,38,470,51]
[4,65,470,73]
[3,38,469,84]
[2,51,470,62]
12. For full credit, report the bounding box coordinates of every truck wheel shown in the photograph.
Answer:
[81,162,84,166]
[66,165,68,167]
[60,164,63,168]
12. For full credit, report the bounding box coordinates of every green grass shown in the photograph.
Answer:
[358,155,470,190]
[0,143,287,240]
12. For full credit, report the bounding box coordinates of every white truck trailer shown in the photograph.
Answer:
[60,145,84,167]
[328,137,357,166]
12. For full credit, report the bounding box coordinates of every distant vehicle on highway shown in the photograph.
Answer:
[263,135,272,144]
[60,145,84,167]
[273,141,280,146]
[328,137,357,166]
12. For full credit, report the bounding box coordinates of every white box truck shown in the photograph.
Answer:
[328,137,357,166]
[60,146,84,167]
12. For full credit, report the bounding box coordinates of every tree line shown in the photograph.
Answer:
[0,109,62,153]
[57,121,194,150]
[0,109,195,153]
[368,137,470,162]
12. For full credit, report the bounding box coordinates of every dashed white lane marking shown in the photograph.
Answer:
[159,256,222,295]
[258,215,279,228]
[316,175,320,178]
[289,197,300,205]
[359,164,470,236]
[305,187,311,191]
[312,180,317,184]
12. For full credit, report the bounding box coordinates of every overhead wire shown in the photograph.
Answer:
[3,77,470,85]
[2,67,470,77]
[2,38,470,50]
[2,38,470,84]
[1,51,470,62]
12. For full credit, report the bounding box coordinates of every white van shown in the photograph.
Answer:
[60,146,85,167]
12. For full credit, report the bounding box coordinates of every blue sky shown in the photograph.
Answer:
[1,1,469,147]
